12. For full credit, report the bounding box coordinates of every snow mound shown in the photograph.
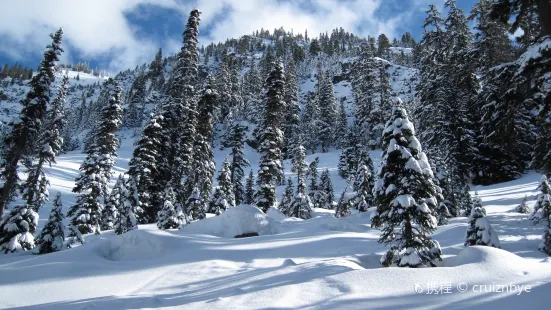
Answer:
[98,229,164,261]
[445,246,531,271]
[181,205,281,238]
[266,206,287,221]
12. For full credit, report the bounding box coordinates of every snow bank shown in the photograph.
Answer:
[445,246,533,271]
[98,229,165,261]
[181,205,281,238]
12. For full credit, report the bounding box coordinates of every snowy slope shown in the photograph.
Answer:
[1,140,551,309]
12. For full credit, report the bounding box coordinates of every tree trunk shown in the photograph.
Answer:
[536,0,551,37]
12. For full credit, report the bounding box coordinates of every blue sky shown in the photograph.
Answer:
[0,0,477,73]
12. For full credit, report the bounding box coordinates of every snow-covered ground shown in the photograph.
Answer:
[0,134,550,309]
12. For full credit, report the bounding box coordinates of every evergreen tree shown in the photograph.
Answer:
[227,124,250,205]
[377,34,391,57]
[338,130,358,179]
[242,58,263,124]
[306,157,321,207]
[468,0,515,72]
[0,204,38,253]
[352,45,379,149]
[67,79,123,236]
[516,195,531,214]
[21,75,68,212]
[283,57,300,160]
[464,207,501,248]
[531,176,551,225]
[540,227,551,256]
[0,28,64,216]
[34,192,65,254]
[288,140,313,219]
[186,75,217,212]
[352,150,375,212]
[157,188,186,229]
[318,169,335,209]
[114,176,138,235]
[291,135,307,175]
[335,181,353,218]
[157,9,201,197]
[255,62,285,212]
[101,174,123,231]
[279,178,294,216]
[301,92,320,153]
[378,65,393,127]
[243,170,255,205]
[371,99,442,268]
[127,114,164,224]
[148,48,164,90]
[436,201,451,225]
[184,186,205,221]
[334,100,348,149]
[124,74,146,128]
[209,157,235,214]
[318,71,337,152]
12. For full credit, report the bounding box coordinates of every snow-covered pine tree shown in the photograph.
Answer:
[371,98,442,268]
[378,64,393,131]
[531,176,551,225]
[184,186,205,221]
[540,227,551,256]
[242,58,263,124]
[279,178,294,216]
[288,139,313,219]
[148,48,164,90]
[334,100,348,150]
[215,52,232,123]
[337,129,358,179]
[318,70,337,153]
[301,92,320,154]
[158,9,201,196]
[471,192,486,215]
[352,44,378,148]
[351,150,375,212]
[0,204,38,253]
[127,114,164,224]
[125,175,143,224]
[291,135,307,176]
[468,0,515,72]
[35,192,65,254]
[243,170,255,205]
[436,201,451,225]
[21,75,68,212]
[157,187,186,229]
[318,169,335,209]
[185,75,218,215]
[464,207,501,248]
[227,124,250,205]
[101,174,123,231]
[124,74,146,128]
[114,176,138,235]
[255,61,285,213]
[432,1,480,189]
[416,4,447,139]
[0,28,63,216]
[306,157,321,207]
[335,181,353,218]
[516,196,532,214]
[67,78,123,236]
[283,57,300,160]
[209,157,236,215]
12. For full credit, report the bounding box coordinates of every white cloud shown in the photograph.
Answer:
[0,0,424,71]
